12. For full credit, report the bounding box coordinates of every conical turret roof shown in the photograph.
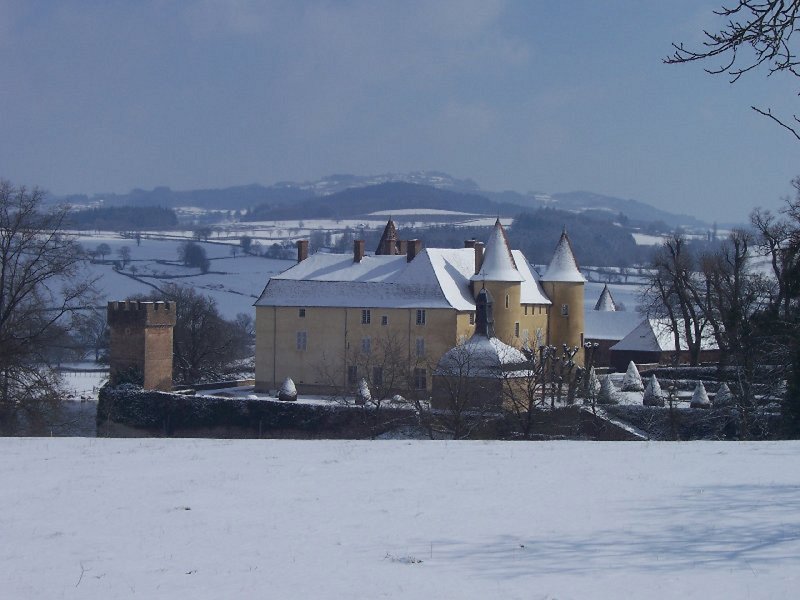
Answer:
[470,219,523,282]
[541,229,584,282]
[594,284,617,311]
[375,219,399,255]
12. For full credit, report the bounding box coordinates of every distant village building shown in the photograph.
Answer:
[254,219,585,394]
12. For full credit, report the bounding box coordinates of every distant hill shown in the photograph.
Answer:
[52,170,709,229]
[244,182,511,221]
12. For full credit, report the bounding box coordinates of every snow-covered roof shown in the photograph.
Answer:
[610,319,719,353]
[584,311,638,341]
[540,230,585,282]
[594,284,617,311]
[470,220,524,283]
[256,246,550,310]
[436,336,527,378]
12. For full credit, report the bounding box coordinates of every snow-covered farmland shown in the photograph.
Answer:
[1,439,798,599]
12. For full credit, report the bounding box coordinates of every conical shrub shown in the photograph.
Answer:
[278,377,297,402]
[621,361,644,392]
[690,381,710,409]
[597,375,618,405]
[643,374,665,407]
[714,382,734,407]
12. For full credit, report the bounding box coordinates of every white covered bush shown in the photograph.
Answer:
[642,374,665,407]
[690,381,710,409]
[714,383,734,407]
[356,378,372,405]
[597,376,618,405]
[621,361,644,392]
[278,377,297,402]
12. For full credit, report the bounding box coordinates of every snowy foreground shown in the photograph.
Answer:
[2,440,799,599]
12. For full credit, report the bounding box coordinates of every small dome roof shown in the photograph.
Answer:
[437,336,527,378]
[470,219,524,282]
[541,229,584,282]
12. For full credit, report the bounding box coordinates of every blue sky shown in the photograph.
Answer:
[1,0,797,222]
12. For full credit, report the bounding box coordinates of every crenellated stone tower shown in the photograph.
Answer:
[540,229,585,363]
[107,301,176,391]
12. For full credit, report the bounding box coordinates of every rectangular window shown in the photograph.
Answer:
[361,309,371,324]
[416,309,426,325]
[505,295,509,309]
[524,305,528,316]
[414,368,427,391]
[514,322,520,338]
[372,366,383,388]
[296,331,307,351]
[469,312,475,325]
[361,337,371,354]
[561,304,569,317]
[347,365,358,385]
[298,308,306,318]
[381,315,389,326]
[416,337,425,357]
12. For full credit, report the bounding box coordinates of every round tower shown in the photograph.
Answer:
[470,219,524,343]
[540,229,585,363]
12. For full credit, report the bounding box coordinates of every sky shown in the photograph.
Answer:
[1,0,798,223]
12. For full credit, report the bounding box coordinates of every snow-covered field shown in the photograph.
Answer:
[2,439,798,599]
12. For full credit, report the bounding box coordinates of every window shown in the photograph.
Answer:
[505,294,509,309]
[561,304,569,317]
[416,309,426,325]
[469,312,475,325]
[361,309,371,324]
[381,315,389,326]
[347,365,358,385]
[361,337,371,354]
[514,322,520,338]
[296,331,307,351]
[416,337,425,357]
[372,366,383,388]
[524,305,528,316]
[298,308,306,318]
[414,368,427,391]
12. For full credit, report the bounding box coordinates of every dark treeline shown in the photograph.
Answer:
[66,206,178,230]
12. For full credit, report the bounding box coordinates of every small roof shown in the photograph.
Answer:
[471,219,524,283]
[540,229,584,282]
[610,319,719,353]
[375,219,399,255]
[436,334,527,378]
[594,284,617,311]
[584,311,638,341]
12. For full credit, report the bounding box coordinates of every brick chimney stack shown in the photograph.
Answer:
[354,240,365,263]
[464,239,476,248]
[398,240,408,255]
[406,239,422,263]
[296,240,309,263]
[474,241,485,274]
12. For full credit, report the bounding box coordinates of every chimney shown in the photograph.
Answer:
[464,239,476,248]
[354,239,365,263]
[474,241,485,274]
[398,240,408,255]
[407,239,422,263]
[296,239,309,263]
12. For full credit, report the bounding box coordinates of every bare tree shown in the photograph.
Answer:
[117,245,131,268]
[666,1,800,140]
[0,181,95,432]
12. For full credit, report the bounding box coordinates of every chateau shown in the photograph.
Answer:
[254,219,585,394]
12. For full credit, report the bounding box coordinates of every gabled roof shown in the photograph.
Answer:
[610,319,719,353]
[255,247,550,310]
[594,284,617,311]
[471,219,524,283]
[540,229,584,283]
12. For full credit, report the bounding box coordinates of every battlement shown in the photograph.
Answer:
[107,300,176,328]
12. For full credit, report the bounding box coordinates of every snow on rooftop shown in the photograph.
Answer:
[610,319,719,353]
[470,220,523,283]
[540,231,585,282]
[585,311,638,341]
[257,246,550,310]
[594,284,617,311]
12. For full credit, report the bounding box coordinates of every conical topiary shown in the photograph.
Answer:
[278,377,297,402]
[690,381,710,409]
[597,375,618,405]
[643,374,665,407]
[621,361,644,392]
[356,378,372,405]
[714,382,734,407]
